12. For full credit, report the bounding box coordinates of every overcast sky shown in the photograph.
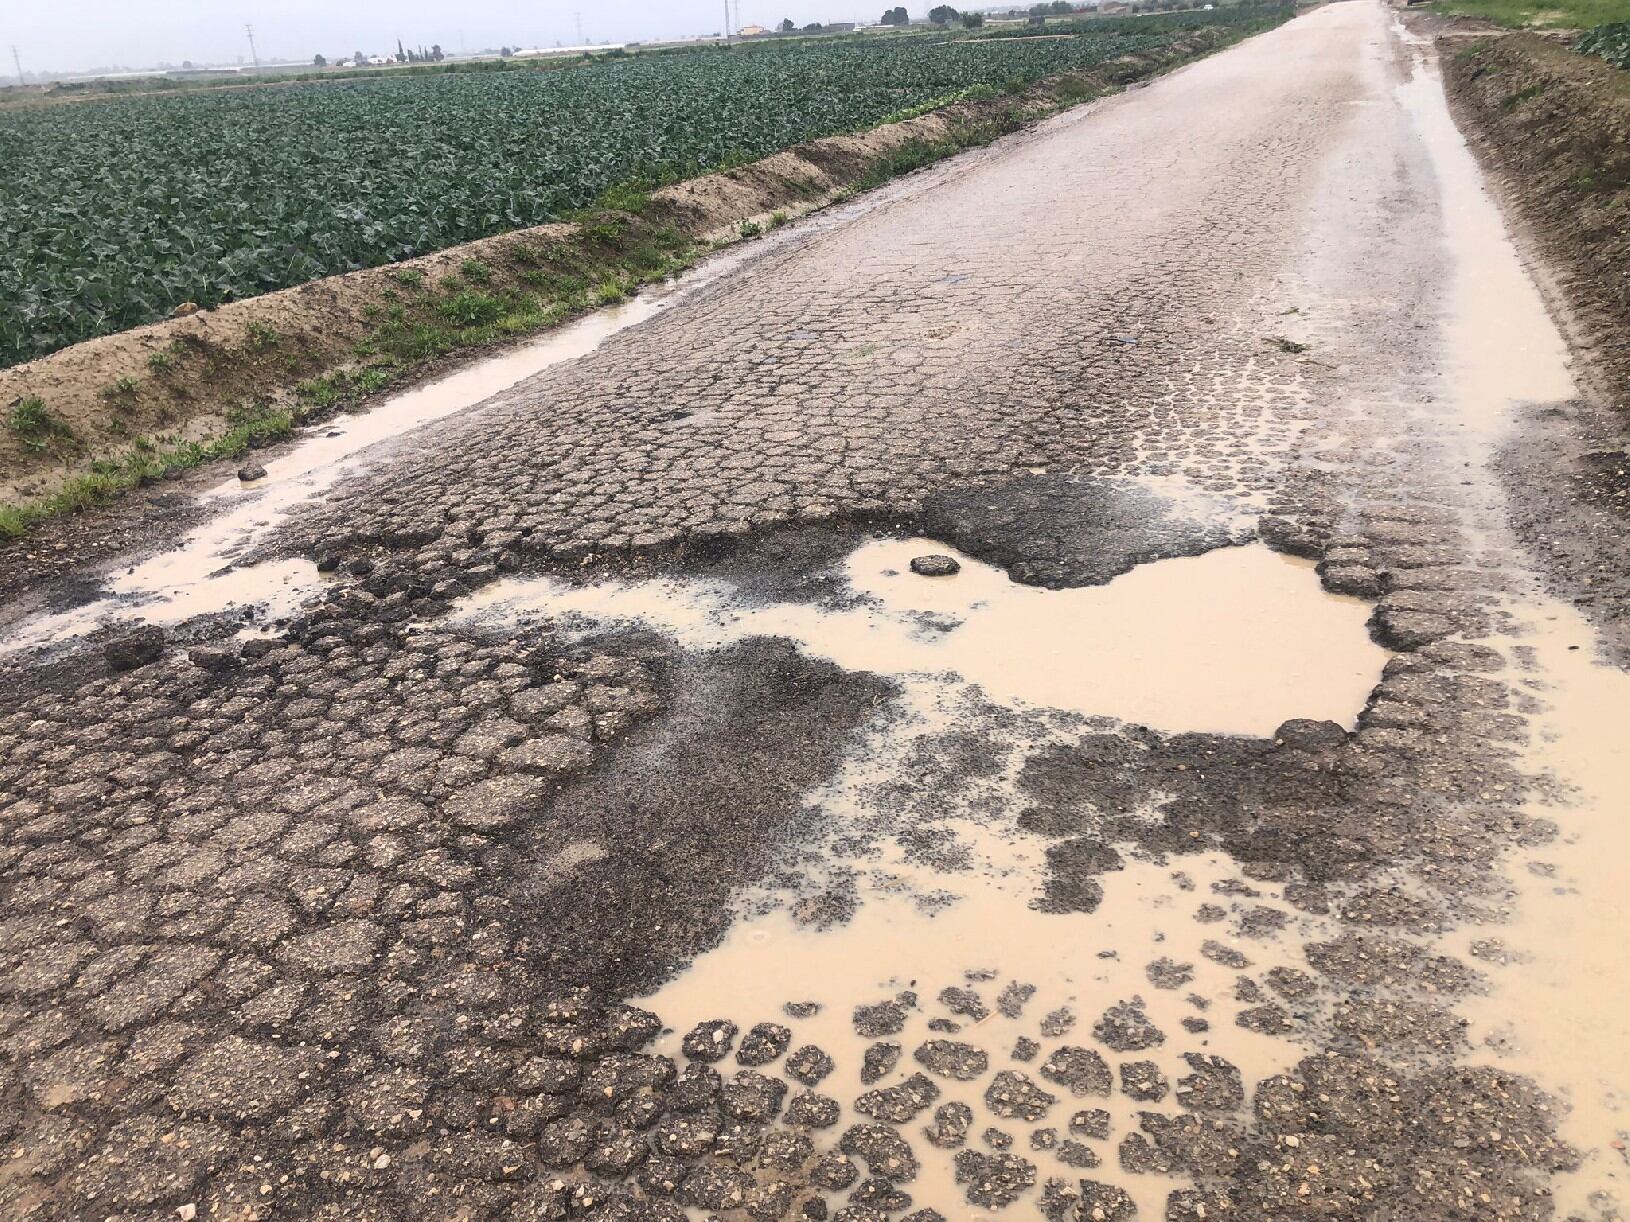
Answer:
[5,0,921,75]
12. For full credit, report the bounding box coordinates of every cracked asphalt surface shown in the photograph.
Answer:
[4,4,1629,1219]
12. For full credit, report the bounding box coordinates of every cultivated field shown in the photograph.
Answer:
[0,7,1287,370]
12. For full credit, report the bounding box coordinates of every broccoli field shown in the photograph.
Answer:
[0,7,1289,369]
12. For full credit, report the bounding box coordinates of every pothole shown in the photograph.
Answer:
[639,843,1320,1218]
[455,536,1388,737]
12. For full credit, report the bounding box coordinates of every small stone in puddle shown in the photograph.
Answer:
[786,1091,841,1128]
[998,981,1036,1018]
[1013,1036,1040,1063]
[984,1070,1056,1121]
[784,1001,821,1019]
[1040,1007,1076,1037]
[1146,957,1195,989]
[954,1150,1036,1208]
[850,1177,913,1212]
[238,463,267,482]
[839,1124,919,1182]
[760,1129,815,1172]
[681,1019,738,1062]
[670,1063,721,1112]
[1057,1139,1100,1169]
[1176,1053,1244,1112]
[855,1072,940,1123]
[1119,1060,1168,1102]
[187,644,238,672]
[736,1022,791,1066]
[914,1039,988,1081]
[982,1127,1013,1150]
[910,554,961,577]
[1069,1108,1112,1140]
[104,626,166,672]
[861,1042,902,1084]
[809,1150,859,1191]
[939,986,988,1021]
[718,1070,786,1121]
[785,1044,834,1086]
[1038,1045,1111,1097]
[1265,966,1318,1000]
[1182,1016,1211,1034]
[1074,1180,1138,1220]
[854,994,913,1038]
[1201,939,1251,969]
[1092,1001,1164,1052]
[1031,1127,1058,1151]
[925,1102,973,1149]
[927,1018,961,1033]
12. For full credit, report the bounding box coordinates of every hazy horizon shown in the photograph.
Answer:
[5,0,921,78]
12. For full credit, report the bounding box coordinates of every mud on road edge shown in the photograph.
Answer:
[1439,29,1630,664]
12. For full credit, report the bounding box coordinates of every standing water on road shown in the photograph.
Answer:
[455,537,1388,738]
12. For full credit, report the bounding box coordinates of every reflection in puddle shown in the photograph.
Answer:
[457,538,1388,737]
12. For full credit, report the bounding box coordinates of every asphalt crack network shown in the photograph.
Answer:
[1,4,1626,1220]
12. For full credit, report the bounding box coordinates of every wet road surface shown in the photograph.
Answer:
[4,4,1630,1219]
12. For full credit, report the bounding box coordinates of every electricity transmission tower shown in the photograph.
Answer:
[245,23,260,72]
[10,45,23,87]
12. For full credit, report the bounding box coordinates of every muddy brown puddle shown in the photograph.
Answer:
[451,534,1387,1214]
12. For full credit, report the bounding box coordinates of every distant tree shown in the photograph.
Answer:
[352,50,366,66]
[804,20,824,29]
[1051,0,1073,9]
[313,53,327,66]
[499,46,514,57]
[396,38,407,62]
[929,4,959,22]
[962,10,985,23]
[431,44,445,61]
[881,6,910,23]
[780,17,797,31]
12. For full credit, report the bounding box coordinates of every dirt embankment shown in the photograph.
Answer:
[1443,34,1630,407]
[0,26,1252,527]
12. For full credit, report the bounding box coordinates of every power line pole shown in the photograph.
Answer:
[724,0,732,42]
[575,11,584,44]
[10,45,24,87]
[245,23,260,72]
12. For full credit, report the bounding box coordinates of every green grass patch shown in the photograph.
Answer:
[0,406,294,539]
[1438,0,1630,28]
[8,396,74,453]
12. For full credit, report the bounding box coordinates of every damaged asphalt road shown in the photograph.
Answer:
[3,4,1630,1220]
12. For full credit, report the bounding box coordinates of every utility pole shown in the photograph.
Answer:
[245,23,259,72]
[10,45,23,88]
[724,0,732,42]
[575,11,584,45]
